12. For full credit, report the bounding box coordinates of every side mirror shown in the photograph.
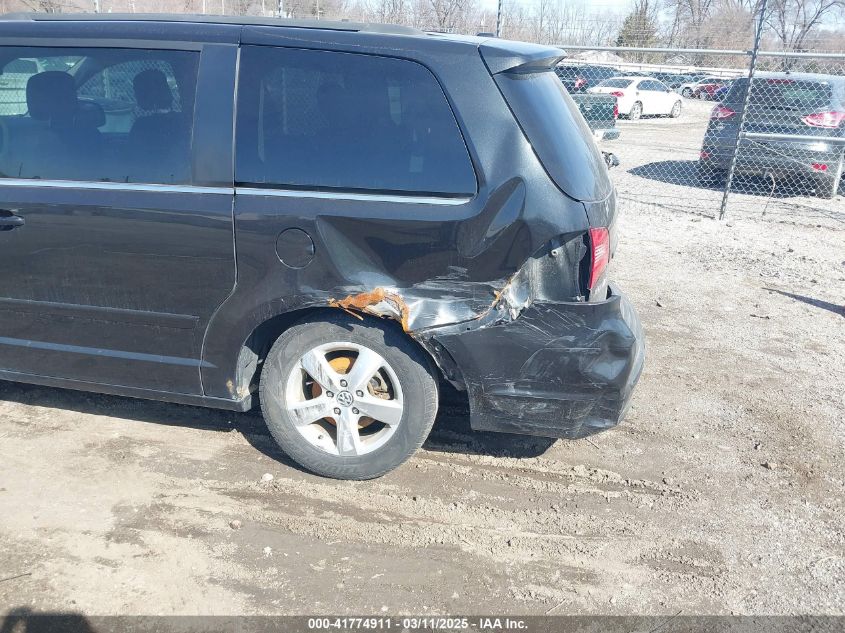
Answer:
[602,151,620,169]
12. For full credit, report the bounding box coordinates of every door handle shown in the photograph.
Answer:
[0,213,25,230]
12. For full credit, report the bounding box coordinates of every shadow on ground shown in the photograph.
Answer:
[766,288,844,318]
[628,160,838,198]
[0,610,98,633]
[0,381,556,468]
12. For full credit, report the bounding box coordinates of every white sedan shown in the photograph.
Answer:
[588,77,683,120]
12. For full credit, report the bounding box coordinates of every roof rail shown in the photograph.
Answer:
[0,12,423,36]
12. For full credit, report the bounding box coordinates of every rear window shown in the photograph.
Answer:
[597,78,633,89]
[235,46,476,197]
[725,78,834,110]
[496,70,612,203]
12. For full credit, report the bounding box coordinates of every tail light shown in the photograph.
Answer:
[613,100,619,119]
[700,150,711,159]
[711,104,736,120]
[588,227,610,291]
[575,77,587,90]
[812,163,828,172]
[802,111,845,128]
[609,91,625,98]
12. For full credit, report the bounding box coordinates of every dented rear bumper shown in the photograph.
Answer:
[430,283,645,439]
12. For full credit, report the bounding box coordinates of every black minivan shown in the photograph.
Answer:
[0,13,644,479]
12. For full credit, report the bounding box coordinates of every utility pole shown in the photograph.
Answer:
[93,0,100,12]
[495,0,503,37]
[278,0,285,18]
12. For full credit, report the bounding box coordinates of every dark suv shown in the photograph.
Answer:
[699,72,845,198]
[0,13,644,479]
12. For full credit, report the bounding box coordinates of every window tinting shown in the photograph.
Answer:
[496,70,612,203]
[235,46,476,196]
[0,47,198,184]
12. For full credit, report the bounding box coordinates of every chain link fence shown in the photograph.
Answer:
[0,31,841,222]
[556,46,845,220]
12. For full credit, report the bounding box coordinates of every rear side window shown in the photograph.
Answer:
[496,70,612,203]
[235,46,476,196]
[0,47,198,185]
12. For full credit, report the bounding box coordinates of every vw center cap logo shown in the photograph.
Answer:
[336,391,354,407]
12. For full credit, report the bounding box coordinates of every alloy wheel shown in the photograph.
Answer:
[284,342,404,457]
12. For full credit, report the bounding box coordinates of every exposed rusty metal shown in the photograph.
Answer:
[328,288,411,332]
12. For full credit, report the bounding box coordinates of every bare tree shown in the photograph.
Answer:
[764,0,845,52]
[16,0,83,11]
[424,0,468,32]
[664,0,717,48]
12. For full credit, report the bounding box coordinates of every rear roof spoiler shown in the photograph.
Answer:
[479,40,565,75]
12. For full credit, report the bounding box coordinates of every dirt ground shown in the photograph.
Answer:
[1,100,844,617]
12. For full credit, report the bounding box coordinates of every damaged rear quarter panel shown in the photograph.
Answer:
[200,34,594,401]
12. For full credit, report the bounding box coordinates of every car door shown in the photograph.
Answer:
[653,80,674,113]
[201,42,480,398]
[639,80,662,114]
[0,42,237,395]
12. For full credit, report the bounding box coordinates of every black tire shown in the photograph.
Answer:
[628,102,642,120]
[670,101,682,118]
[259,313,439,480]
[682,87,692,98]
[814,154,843,199]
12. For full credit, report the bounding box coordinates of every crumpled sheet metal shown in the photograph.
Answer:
[419,284,645,439]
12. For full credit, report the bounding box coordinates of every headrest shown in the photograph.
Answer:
[76,100,106,129]
[134,69,173,111]
[27,72,77,122]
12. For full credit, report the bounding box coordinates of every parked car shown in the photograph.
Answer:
[679,75,715,98]
[555,64,618,93]
[653,72,695,90]
[589,76,683,120]
[693,78,732,100]
[0,13,644,479]
[698,72,845,198]
[712,79,734,102]
[570,92,619,140]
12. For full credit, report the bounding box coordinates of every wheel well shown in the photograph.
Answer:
[233,307,452,405]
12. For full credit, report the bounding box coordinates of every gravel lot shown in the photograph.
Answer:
[1,99,843,617]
